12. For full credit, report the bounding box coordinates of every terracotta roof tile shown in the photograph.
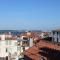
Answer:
[24,40,60,60]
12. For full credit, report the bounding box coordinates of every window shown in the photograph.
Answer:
[9,40,11,45]
[6,40,11,45]
[6,48,8,52]
[22,40,29,47]
[15,42,17,46]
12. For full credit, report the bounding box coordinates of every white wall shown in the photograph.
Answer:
[0,40,17,57]
[29,38,33,47]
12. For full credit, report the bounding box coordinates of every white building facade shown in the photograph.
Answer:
[52,30,60,43]
[0,33,34,60]
[0,34,18,60]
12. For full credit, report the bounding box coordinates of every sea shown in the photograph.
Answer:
[0,30,26,35]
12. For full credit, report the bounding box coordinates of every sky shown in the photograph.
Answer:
[0,0,60,30]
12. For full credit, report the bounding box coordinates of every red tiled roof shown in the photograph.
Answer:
[24,40,60,60]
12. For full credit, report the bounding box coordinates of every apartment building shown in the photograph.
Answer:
[52,29,60,43]
[0,34,18,60]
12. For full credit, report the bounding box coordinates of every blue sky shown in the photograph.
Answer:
[0,0,60,30]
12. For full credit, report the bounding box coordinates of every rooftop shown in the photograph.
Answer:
[24,40,60,60]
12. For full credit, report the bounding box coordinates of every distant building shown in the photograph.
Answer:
[40,32,49,39]
[52,29,60,43]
